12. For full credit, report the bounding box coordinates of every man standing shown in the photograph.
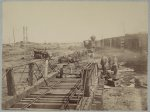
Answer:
[101,56,108,75]
[59,65,66,78]
[112,56,118,66]
[59,66,63,78]
[108,56,112,69]
[111,56,119,80]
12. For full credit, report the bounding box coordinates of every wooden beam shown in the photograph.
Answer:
[84,70,90,97]
[44,60,48,78]
[28,63,34,86]
[6,68,16,96]
[12,102,77,109]
[12,102,62,109]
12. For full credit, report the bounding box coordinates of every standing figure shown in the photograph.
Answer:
[101,56,108,75]
[59,65,65,78]
[108,56,112,69]
[111,56,118,79]
[112,56,118,67]
[111,63,118,80]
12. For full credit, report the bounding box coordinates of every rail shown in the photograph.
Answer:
[61,80,81,110]
[76,62,100,110]
[21,80,62,110]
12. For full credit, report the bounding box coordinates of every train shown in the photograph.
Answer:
[95,33,148,52]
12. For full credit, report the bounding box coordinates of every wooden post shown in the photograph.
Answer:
[95,63,97,76]
[92,64,97,87]
[6,68,16,96]
[84,69,90,97]
[92,67,94,86]
[44,59,48,77]
[95,63,99,88]
[28,63,34,86]
[93,64,96,84]
[82,70,86,89]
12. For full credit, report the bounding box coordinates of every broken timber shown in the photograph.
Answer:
[3,61,104,110]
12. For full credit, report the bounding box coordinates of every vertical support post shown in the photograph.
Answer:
[84,69,90,97]
[92,66,94,86]
[6,68,16,96]
[23,26,25,44]
[28,63,34,86]
[82,70,86,89]
[96,63,98,76]
[94,64,96,83]
[95,63,99,88]
[44,59,48,78]
[92,64,97,87]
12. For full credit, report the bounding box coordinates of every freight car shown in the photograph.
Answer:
[95,33,148,52]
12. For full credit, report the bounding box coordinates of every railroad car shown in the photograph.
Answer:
[95,33,148,52]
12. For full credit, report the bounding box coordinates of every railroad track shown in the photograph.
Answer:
[5,62,98,110]
[9,77,83,110]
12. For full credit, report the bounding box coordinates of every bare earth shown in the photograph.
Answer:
[95,48,147,111]
[2,44,147,110]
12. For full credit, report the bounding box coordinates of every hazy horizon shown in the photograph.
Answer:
[3,1,148,44]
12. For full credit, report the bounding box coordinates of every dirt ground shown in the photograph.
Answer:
[2,44,147,111]
[103,87,147,110]
[94,48,147,111]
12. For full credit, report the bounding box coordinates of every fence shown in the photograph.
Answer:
[2,59,58,97]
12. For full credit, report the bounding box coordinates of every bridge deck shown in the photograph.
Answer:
[9,77,82,110]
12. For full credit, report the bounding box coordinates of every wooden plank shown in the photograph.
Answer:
[6,68,16,96]
[52,87,73,89]
[7,108,60,111]
[44,60,48,78]
[31,103,77,109]
[27,94,66,98]
[40,85,75,89]
[69,99,80,103]
[12,102,62,109]
[35,100,65,103]
[23,97,64,101]
[28,63,34,86]
[19,98,80,107]
[23,98,35,100]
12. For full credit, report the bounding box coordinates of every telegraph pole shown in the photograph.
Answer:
[13,28,15,47]
[102,34,104,48]
[23,26,29,45]
[26,26,28,42]
[23,26,25,44]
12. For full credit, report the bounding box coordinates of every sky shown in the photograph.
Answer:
[3,1,148,44]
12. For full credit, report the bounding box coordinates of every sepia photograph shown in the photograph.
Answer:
[2,0,148,111]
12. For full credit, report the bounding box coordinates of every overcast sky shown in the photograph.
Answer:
[3,1,148,44]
